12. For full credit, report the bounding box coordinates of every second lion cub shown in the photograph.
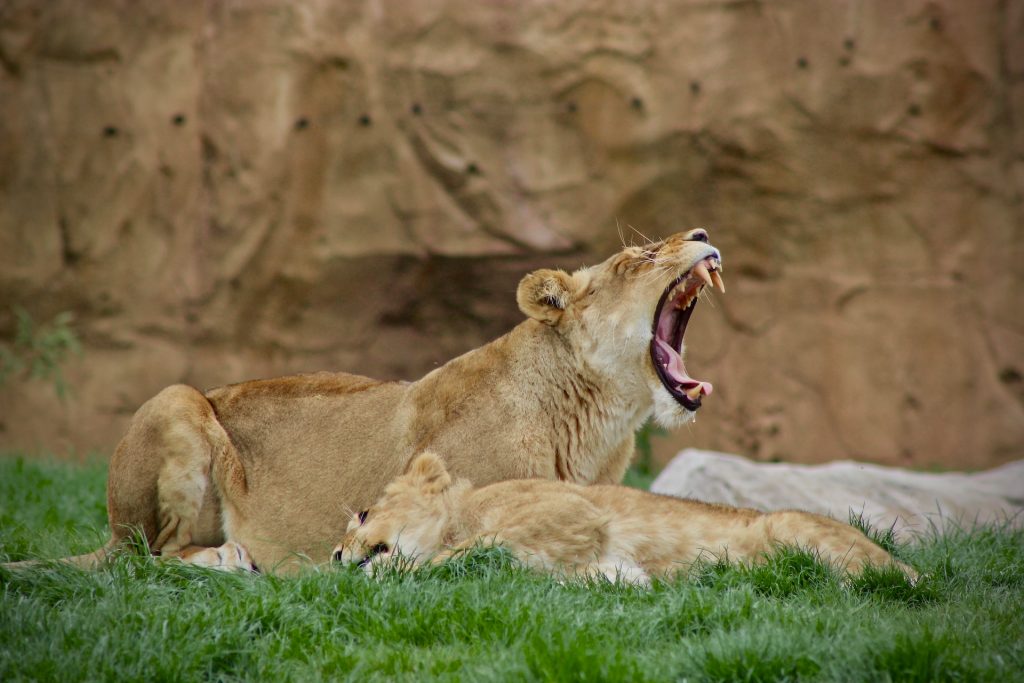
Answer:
[334,452,916,583]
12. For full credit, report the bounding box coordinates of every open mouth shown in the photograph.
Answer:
[650,255,724,411]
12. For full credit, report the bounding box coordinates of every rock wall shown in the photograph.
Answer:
[1,0,1022,468]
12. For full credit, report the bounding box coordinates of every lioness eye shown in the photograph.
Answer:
[357,510,368,524]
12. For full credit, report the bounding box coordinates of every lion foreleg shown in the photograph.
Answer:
[428,539,480,565]
[582,557,650,586]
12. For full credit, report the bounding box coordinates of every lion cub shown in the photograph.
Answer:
[334,452,916,584]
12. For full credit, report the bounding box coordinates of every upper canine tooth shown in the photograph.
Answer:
[694,263,714,289]
[710,270,726,293]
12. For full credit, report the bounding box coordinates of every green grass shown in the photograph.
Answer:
[1,455,1022,682]
[622,464,657,490]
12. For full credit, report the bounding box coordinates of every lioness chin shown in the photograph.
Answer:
[335,452,918,584]
[7,230,724,574]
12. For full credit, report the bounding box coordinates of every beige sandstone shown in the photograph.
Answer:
[1,1,1022,468]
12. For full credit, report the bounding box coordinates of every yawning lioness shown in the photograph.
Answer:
[13,230,724,573]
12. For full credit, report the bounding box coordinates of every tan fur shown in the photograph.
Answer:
[336,453,918,584]
[14,231,720,574]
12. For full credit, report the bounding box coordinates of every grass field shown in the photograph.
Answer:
[1,455,1022,682]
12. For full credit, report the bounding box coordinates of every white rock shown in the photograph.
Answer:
[651,450,1024,540]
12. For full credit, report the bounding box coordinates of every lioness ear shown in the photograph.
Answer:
[517,269,580,325]
[407,451,452,494]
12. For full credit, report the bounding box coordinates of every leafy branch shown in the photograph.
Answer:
[0,307,82,398]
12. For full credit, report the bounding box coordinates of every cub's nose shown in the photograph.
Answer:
[332,548,344,563]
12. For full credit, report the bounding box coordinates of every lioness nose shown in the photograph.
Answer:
[332,549,344,563]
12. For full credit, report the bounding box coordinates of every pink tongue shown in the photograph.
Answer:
[655,339,713,396]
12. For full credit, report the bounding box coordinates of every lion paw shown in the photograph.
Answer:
[179,541,258,572]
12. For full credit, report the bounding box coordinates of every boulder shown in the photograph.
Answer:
[651,449,1024,539]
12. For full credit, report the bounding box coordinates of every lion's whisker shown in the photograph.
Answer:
[627,224,656,246]
[698,287,716,309]
[616,218,627,249]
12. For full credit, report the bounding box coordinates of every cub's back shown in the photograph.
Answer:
[580,485,764,524]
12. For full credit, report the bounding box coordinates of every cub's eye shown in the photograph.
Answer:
[687,229,709,243]
[357,510,369,524]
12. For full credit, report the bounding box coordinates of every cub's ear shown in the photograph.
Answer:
[407,451,452,494]
[517,269,583,325]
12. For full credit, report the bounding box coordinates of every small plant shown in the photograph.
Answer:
[624,418,668,489]
[0,307,82,398]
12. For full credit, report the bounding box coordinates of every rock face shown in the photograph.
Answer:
[1,1,1022,466]
[652,450,1024,540]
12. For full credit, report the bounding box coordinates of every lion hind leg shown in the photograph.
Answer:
[151,420,220,555]
[107,385,234,558]
[764,511,917,580]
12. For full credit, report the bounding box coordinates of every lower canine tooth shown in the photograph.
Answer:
[685,386,702,400]
[711,270,725,293]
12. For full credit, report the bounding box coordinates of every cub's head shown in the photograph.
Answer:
[332,452,459,569]
[516,229,724,428]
